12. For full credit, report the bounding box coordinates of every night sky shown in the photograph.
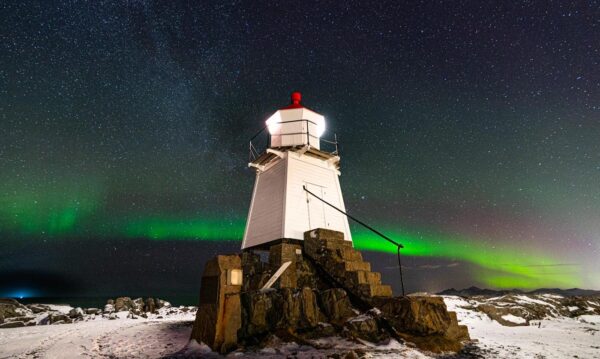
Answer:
[1,1,599,300]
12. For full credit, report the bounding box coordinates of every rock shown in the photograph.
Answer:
[107,299,114,305]
[144,298,156,313]
[155,299,171,309]
[345,314,383,342]
[49,313,72,324]
[114,297,134,312]
[133,298,145,312]
[0,321,25,328]
[0,298,30,321]
[318,288,355,323]
[240,287,324,341]
[86,308,101,315]
[373,296,469,353]
[69,307,84,319]
[104,303,114,313]
[27,304,50,313]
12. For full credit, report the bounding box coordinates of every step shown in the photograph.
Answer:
[347,270,381,285]
[358,284,393,298]
[335,247,363,262]
[335,260,371,273]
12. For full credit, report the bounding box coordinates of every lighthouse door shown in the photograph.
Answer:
[305,182,327,230]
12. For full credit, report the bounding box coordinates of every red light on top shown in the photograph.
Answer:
[282,91,304,109]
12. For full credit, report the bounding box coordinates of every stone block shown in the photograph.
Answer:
[269,243,301,288]
[336,247,363,262]
[304,228,345,242]
[336,261,371,272]
[358,284,392,298]
[191,254,242,353]
[318,288,355,323]
[347,270,381,285]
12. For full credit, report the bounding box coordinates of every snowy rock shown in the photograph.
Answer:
[104,303,115,313]
[114,297,134,312]
[145,298,156,313]
[86,308,101,315]
[69,307,85,319]
[0,320,26,328]
[27,304,50,313]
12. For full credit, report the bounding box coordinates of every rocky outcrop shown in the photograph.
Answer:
[374,296,470,352]
[192,229,471,354]
[448,293,600,327]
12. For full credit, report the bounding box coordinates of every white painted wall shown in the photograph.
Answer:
[283,152,352,242]
[242,151,352,250]
[241,158,286,249]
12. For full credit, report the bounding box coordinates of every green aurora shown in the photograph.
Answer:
[0,188,581,290]
[123,217,581,289]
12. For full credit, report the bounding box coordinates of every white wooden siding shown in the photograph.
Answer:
[243,152,352,250]
[242,159,286,248]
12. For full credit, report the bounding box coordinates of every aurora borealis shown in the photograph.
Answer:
[1,1,599,299]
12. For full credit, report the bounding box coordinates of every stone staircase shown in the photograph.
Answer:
[303,228,393,300]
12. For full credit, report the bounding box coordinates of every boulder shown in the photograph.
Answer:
[144,298,156,313]
[104,303,115,313]
[49,313,72,324]
[69,307,84,319]
[373,296,469,353]
[133,298,145,312]
[345,314,383,342]
[86,308,101,315]
[114,297,134,312]
[0,298,29,321]
[240,287,324,341]
[0,321,25,328]
[27,304,50,313]
[318,288,356,323]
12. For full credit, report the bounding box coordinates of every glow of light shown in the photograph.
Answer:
[265,112,282,135]
[5,289,37,299]
[315,119,326,137]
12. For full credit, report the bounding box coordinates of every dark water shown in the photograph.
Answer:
[15,295,199,308]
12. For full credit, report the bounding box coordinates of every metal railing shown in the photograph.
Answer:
[303,185,406,296]
[249,119,339,162]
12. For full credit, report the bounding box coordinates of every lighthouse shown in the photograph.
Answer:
[242,92,352,249]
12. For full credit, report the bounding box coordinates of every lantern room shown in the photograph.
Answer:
[266,92,326,150]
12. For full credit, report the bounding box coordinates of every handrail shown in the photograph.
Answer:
[303,185,406,296]
[248,119,339,162]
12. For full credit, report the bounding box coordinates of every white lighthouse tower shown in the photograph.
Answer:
[242,92,352,250]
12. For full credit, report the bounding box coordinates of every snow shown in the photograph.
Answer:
[0,315,195,358]
[568,306,579,311]
[501,314,527,324]
[443,296,600,359]
[1,297,599,358]
[513,294,555,307]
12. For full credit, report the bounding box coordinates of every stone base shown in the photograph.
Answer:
[191,229,470,354]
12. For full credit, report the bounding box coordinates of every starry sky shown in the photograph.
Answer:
[1,1,599,300]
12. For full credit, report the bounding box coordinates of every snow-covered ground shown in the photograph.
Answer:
[1,295,599,358]
[0,305,195,359]
[444,295,600,358]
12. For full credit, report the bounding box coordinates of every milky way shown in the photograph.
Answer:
[1,1,599,299]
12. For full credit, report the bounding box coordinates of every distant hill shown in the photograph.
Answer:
[437,286,600,297]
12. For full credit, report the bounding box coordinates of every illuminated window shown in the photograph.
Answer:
[227,269,243,285]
